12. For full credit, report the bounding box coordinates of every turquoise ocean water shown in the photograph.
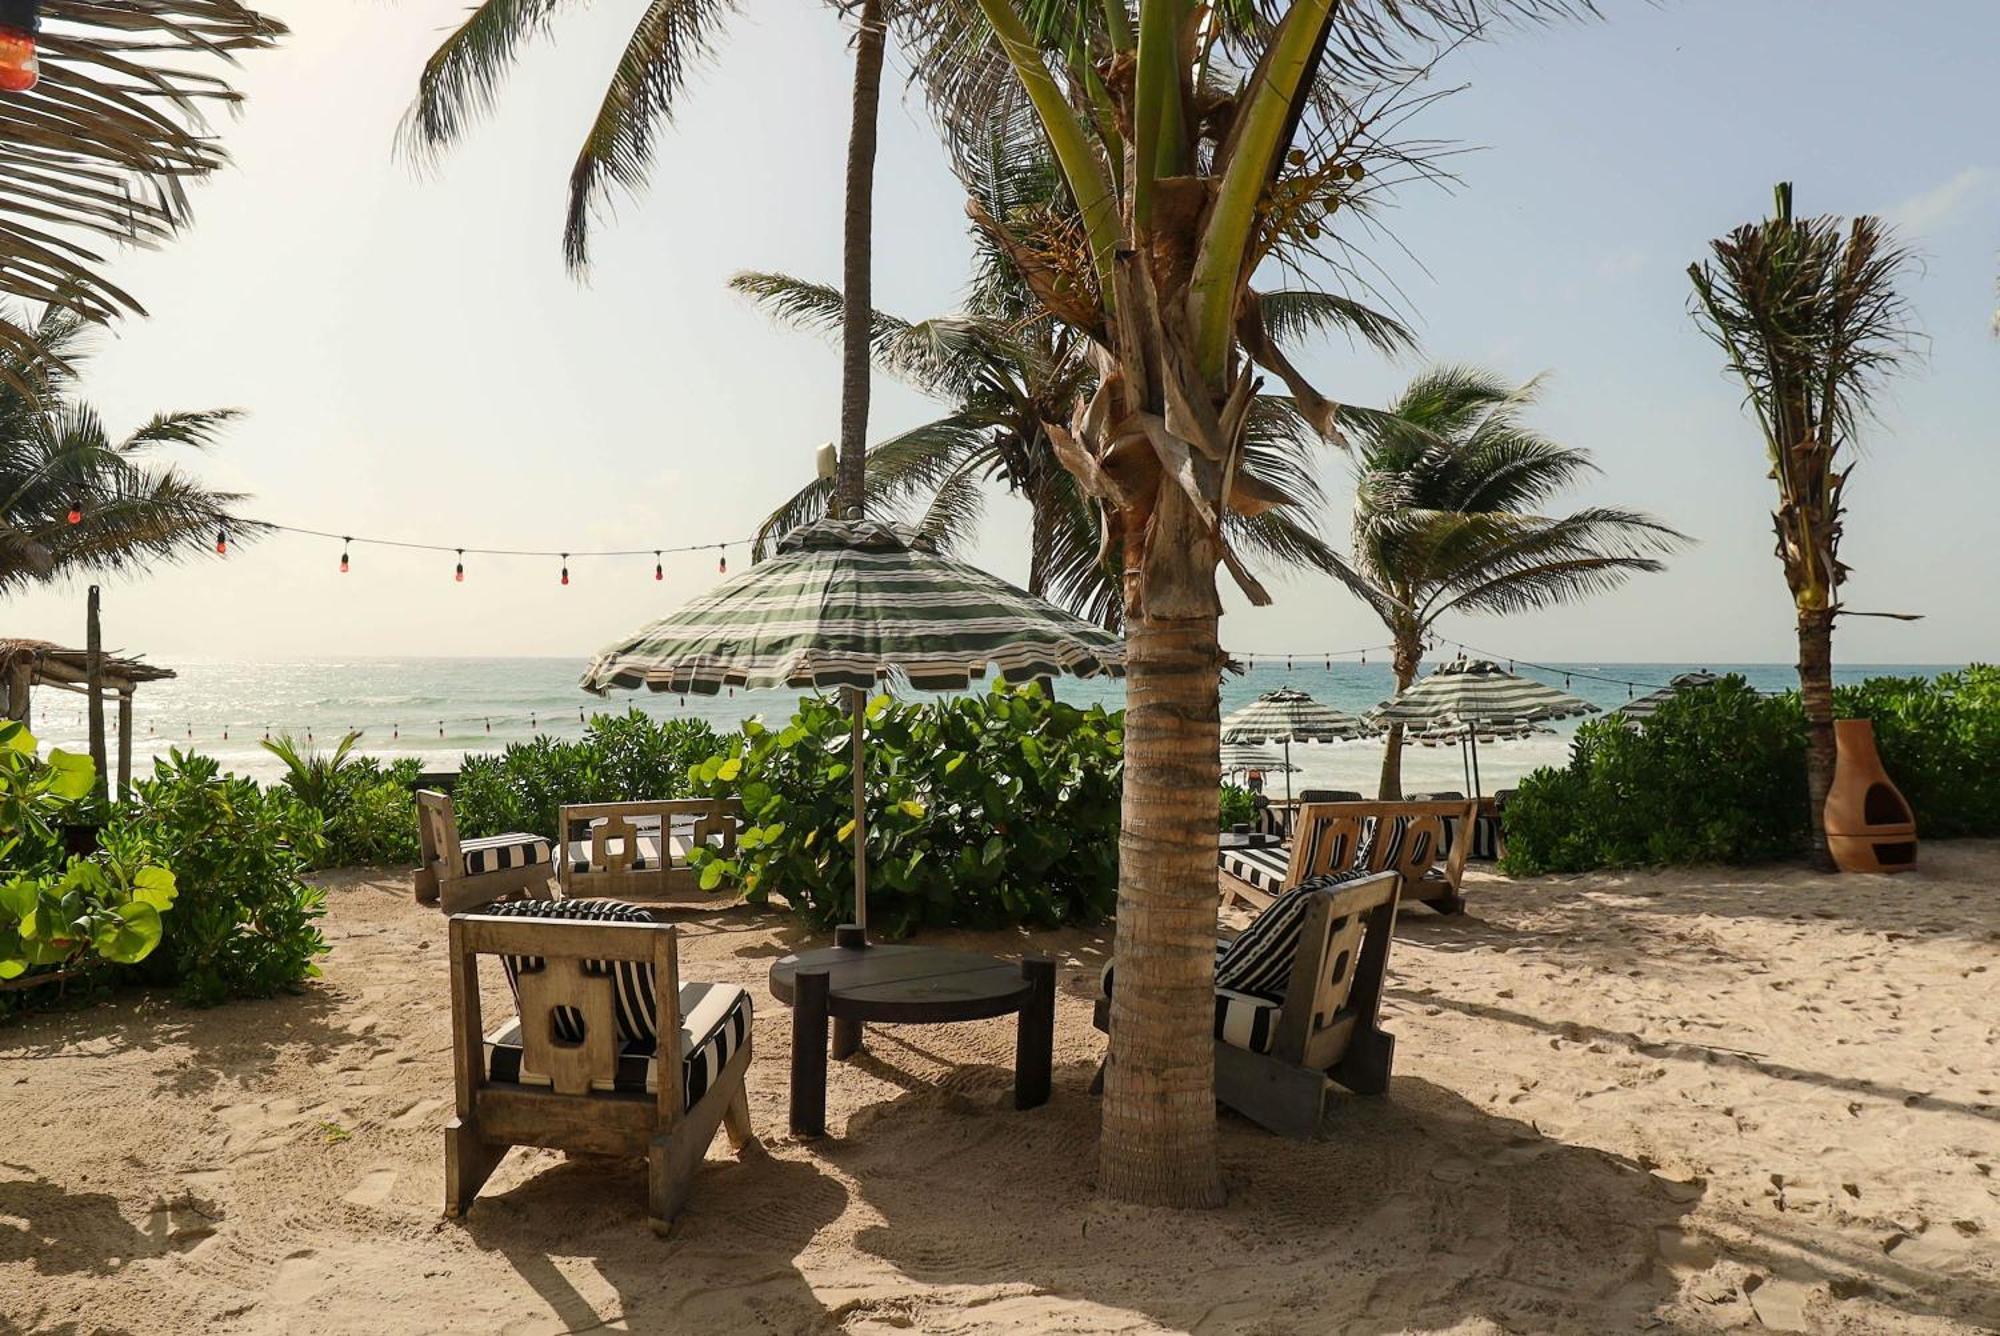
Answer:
[23,658,1947,793]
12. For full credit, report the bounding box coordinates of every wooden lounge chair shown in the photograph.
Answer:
[1094,869,1402,1139]
[558,798,744,905]
[1219,798,1476,917]
[415,790,555,914]
[1409,790,1506,862]
[444,900,758,1234]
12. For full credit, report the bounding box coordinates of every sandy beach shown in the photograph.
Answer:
[2,849,1995,1334]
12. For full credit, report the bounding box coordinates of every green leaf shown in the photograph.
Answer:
[698,861,726,892]
[93,901,163,963]
[131,866,178,910]
[43,749,95,800]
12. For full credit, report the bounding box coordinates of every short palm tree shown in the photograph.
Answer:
[1326,366,1685,799]
[0,2,284,377]
[1689,183,1915,871]
[404,0,899,513]
[0,306,252,595]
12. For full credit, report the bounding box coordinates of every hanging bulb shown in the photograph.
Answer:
[223,727,229,741]
[66,503,81,525]
[718,547,727,574]
[438,721,445,738]
[392,724,399,741]
[1564,673,1572,689]
[215,527,228,555]
[654,551,663,582]
[1286,656,1293,671]
[0,2,42,94]
[339,539,351,573]
[530,713,537,730]
[560,554,570,586]
[454,550,465,583]
[484,718,491,734]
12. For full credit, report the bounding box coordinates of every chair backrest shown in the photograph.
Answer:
[1274,871,1399,1064]
[561,797,743,874]
[1287,799,1476,889]
[449,910,684,1114]
[417,789,459,867]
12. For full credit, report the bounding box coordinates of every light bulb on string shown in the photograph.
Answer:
[438,721,445,738]
[215,527,228,555]
[0,0,43,93]
[718,547,727,574]
[339,539,351,574]
[454,550,465,583]
[484,718,491,734]
[654,551,663,582]
[66,503,81,525]
[560,554,570,586]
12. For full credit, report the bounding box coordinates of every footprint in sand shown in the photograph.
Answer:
[343,1167,399,1208]
[272,1248,328,1303]
[215,1099,305,1157]
[388,1097,446,1130]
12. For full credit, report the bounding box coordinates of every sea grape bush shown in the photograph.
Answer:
[264,730,425,868]
[1501,668,1999,874]
[454,710,723,840]
[686,682,1124,936]
[107,751,328,1007]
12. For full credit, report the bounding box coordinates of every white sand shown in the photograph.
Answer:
[2,847,1996,1333]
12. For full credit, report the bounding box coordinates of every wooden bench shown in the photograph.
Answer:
[1219,799,1477,917]
[558,797,744,905]
[415,790,555,914]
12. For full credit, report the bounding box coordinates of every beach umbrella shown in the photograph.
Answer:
[1221,687,1370,802]
[1615,670,1719,724]
[1220,745,1300,779]
[1369,659,1596,799]
[581,516,1124,937]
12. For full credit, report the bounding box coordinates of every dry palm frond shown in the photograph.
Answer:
[0,2,284,382]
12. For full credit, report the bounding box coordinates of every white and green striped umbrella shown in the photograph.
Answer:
[1369,658,1598,726]
[582,517,1124,696]
[1221,687,1372,745]
[1614,671,1720,723]
[1220,745,1300,777]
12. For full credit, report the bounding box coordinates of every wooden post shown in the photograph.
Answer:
[831,923,865,1059]
[86,586,107,802]
[1015,956,1057,1110]
[790,969,830,1138]
[116,689,133,800]
[1,657,26,726]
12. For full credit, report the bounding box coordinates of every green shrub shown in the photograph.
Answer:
[264,732,423,868]
[1501,675,1808,874]
[1219,784,1256,830]
[454,710,723,840]
[1835,666,2000,839]
[686,682,1124,936]
[108,751,328,1007]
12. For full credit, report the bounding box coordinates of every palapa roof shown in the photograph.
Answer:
[0,638,176,690]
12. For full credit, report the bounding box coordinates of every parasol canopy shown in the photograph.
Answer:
[1221,687,1372,744]
[1369,658,1598,727]
[1220,745,1300,777]
[1614,670,1720,723]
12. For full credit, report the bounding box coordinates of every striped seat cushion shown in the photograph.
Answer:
[1099,941,1283,1055]
[1215,869,1379,998]
[1219,842,1292,893]
[566,818,738,875]
[460,833,552,878]
[483,899,661,1046]
[484,980,752,1108]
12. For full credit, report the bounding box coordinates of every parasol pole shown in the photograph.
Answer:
[1469,723,1484,802]
[1283,735,1293,804]
[849,684,868,938]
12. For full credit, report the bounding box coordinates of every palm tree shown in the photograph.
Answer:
[920,0,1587,1205]
[1689,183,1915,872]
[1323,366,1683,799]
[0,2,284,379]
[403,0,896,511]
[0,305,254,595]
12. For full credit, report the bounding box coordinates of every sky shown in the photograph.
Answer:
[7,0,1997,666]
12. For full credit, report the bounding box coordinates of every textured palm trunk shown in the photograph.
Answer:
[835,0,886,518]
[1376,631,1421,800]
[1797,605,1837,872]
[1100,610,1225,1207]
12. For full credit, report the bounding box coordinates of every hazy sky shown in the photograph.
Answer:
[8,0,1997,665]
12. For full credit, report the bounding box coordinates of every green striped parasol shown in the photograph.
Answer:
[1614,671,1720,724]
[581,516,1124,937]
[583,517,1123,695]
[1369,659,1596,799]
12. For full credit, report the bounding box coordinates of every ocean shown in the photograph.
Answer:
[21,657,1949,795]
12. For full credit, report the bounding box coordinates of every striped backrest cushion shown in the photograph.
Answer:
[483,899,660,1048]
[1215,869,1378,999]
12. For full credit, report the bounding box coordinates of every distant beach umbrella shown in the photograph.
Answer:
[1222,687,1370,802]
[582,516,1124,937]
[1369,659,1597,798]
[1399,717,1555,747]
[1220,745,1299,778]
[1615,670,1720,724]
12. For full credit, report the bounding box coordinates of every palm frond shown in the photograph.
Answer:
[1255,287,1417,357]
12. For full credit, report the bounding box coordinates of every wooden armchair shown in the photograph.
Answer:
[557,798,744,905]
[1095,870,1402,1139]
[415,790,555,914]
[444,903,758,1234]
[1219,798,1477,917]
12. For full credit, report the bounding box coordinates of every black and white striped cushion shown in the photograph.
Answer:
[1214,869,1378,998]
[1098,941,1282,1055]
[483,899,660,1047]
[483,980,752,1106]
[1219,843,1291,892]
[460,833,552,877]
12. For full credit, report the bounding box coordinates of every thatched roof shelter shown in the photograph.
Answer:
[1,637,176,795]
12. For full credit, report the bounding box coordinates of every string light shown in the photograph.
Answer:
[454,550,464,583]
[339,539,351,574]
[560,554,570,587]
[66,503,81,525]
[0,0,42,93]
[215,527,228,555]
[654,551,663,582]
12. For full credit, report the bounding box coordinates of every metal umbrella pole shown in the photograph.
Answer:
[1283,736,1294,804]
[849,685,868,939]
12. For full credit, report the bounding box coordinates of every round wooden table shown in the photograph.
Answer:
[768,926,1057,1137]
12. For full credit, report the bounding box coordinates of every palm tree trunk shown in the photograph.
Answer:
[1099,610,1225,1208]
[1797,605,1837,871]
[835,0,886,519]
[1376,632,1422,800]
[1027,480,1056,599]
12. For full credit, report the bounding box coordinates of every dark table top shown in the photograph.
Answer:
[1218,828,1284,850]
[769,943,1035,1024]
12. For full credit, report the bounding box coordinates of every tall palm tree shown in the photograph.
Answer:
[403,0,896,510]
[917,0,1587,1205]
[1689,183,1915,871]
[0,1,285,380]
[1323,366,1683,799]
[0,305,253,595]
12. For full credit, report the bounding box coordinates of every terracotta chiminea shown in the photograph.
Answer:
[1824,718,1917,874]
